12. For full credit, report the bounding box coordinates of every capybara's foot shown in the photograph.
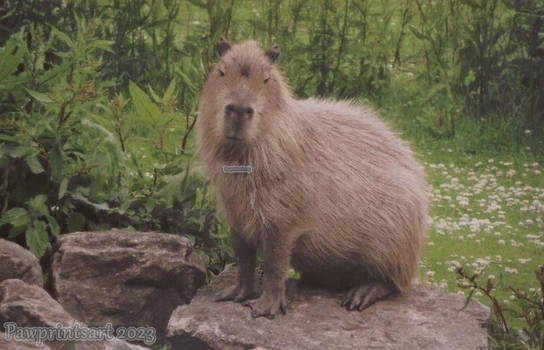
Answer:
[215,284,257,303]
[341,281,396,311]
[242,292,286,319]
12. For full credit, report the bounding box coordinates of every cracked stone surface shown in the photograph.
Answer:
[167,265,490,350]
[0,238,43,287]
[51,230,206,339]
[0,331,51,349]
[0,279,77,327]
[0,279,148,350]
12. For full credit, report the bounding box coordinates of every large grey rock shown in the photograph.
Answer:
[0,279,76,327]
[51,230,206,338]
[0,279,149,350]
[167,265,490,350]
[0,239,43,286]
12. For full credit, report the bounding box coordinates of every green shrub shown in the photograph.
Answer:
[0,15,232,276]
[0,20,121,257]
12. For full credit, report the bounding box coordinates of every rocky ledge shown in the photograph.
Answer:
[167,266,490,350]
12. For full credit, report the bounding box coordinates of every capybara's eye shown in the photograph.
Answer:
[218,69,225,77]
[264,77,270,83]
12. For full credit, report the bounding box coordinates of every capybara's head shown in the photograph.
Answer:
[199,38,287,144]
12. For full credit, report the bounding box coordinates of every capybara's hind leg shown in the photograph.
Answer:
[341,281,397,311]
[298,268,355,291]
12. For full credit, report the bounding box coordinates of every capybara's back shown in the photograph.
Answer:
[197,38,429,318]
[287,99,428,292]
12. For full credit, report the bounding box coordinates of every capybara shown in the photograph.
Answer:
[196,37,429,319]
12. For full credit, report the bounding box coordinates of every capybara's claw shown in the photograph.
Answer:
[342,282,396,311]
[215,285,255,303]
[243,294,286,319]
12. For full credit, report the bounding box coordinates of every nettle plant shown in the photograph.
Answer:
[0,16,232,276]
[0,18,122,258]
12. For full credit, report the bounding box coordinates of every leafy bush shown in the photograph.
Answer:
[0,14,231,276]
[0,19,121,257]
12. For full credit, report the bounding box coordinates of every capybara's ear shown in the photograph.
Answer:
[265,45,280,63]
[217,37,231,57]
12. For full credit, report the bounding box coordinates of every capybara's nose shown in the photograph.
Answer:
[244,107,254,118]
[225,104,235,115]
[225,104,254,119]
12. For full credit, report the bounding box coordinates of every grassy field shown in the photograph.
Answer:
[414,144,543,329]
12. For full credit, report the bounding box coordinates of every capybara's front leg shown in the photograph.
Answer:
[243,234,290,319]
[215,234,257,302]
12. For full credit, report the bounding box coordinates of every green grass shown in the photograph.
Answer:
[379,72,543,331]
[417,145,543,329]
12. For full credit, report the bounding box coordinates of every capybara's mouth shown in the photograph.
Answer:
[226,136,244,141]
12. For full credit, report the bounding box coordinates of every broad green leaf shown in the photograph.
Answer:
[205,187,214,206]
[45,215,60,237]
[90,40,114,53]
[81,119,117,144]
[148,84,162,104]
[27,195,48,217]
[153,162,167,170]
[72,193,109,211]
[193,187,203,209]
[164,79,176,100]
[25,89,53,104]
[25,156,45,174]
[51,26,73,47]
[118,199,131,215]
[86,112,113,130]
[0,42,25,81]
[49,150,66,182]
[6,145,31,158]
[0,207,29,228]
[129,81,161,122]
[37,61,70,85]
[26,221,50,258]
[175,67,197,91]
[7,226,25,238]
[59,178,69,199]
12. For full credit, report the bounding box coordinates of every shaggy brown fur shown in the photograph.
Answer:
[196,38,429,319]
